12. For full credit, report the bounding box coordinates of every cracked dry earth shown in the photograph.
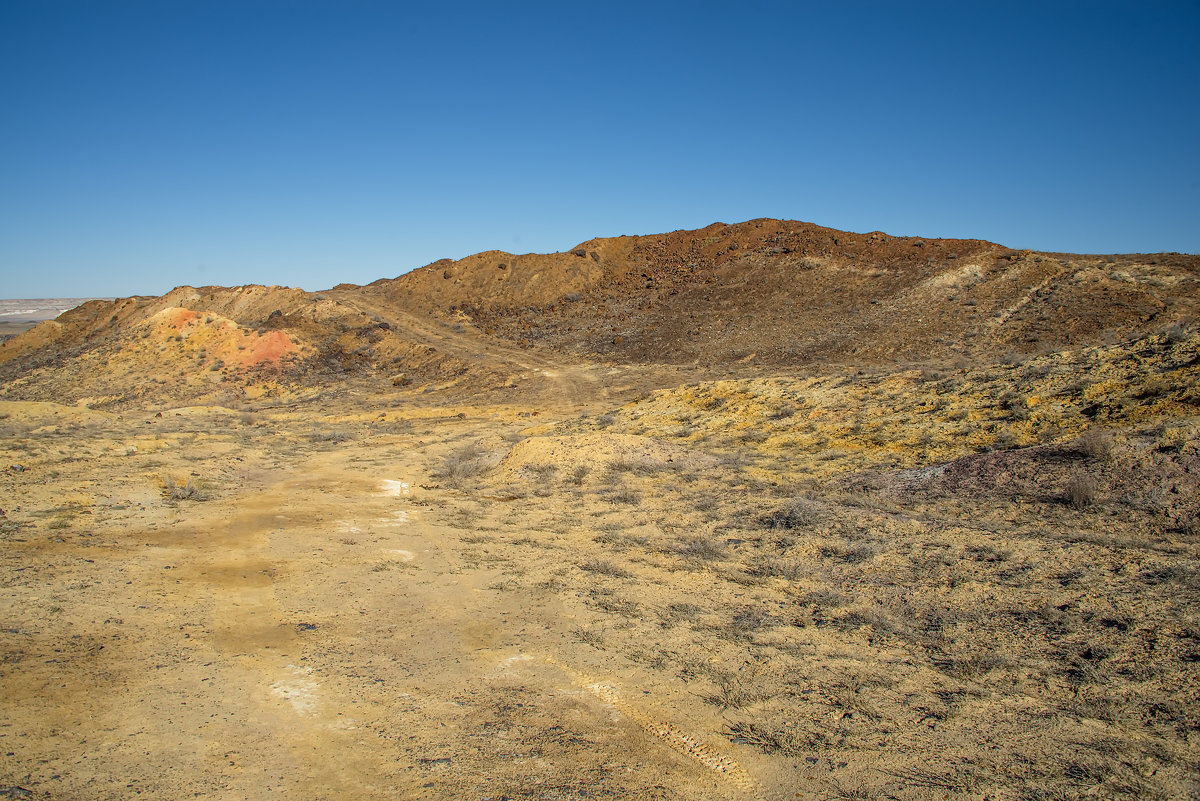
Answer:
[0,404,770,801]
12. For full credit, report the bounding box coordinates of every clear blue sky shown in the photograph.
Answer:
[2,1,1198,298]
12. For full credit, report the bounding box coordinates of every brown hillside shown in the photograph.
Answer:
[1,218,1197,407]
[355,218,1200,366]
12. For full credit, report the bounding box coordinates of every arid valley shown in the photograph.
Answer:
[2,219,1198,800]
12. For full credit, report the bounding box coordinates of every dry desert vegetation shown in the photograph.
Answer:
[1,219,1198,800]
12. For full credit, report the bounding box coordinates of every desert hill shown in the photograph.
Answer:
[1,218,1197,409]
[356,218,1198,365]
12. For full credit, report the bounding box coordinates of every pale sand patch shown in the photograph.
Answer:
[378,479,411,496]
[496,433,719,481]
[269,664,320,717]
[382,549,415,562]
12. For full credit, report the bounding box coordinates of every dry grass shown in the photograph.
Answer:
[161,475,207,502]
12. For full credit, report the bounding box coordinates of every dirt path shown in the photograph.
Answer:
[332,296,644,409]
[1,429,762,800]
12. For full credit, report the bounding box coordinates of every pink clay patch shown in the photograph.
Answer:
[230,329,298,368]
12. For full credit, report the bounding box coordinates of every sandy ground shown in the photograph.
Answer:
[1,401,774,800]
[1,337,1198,800]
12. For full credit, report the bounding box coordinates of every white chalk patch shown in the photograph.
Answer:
[499,654,532,669]
[336,521,362,533]
[485,653,534,678]
[379,479,410,497]
[383,549,415,562]
[270,664,319,716]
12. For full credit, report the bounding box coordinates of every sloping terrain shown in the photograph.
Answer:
[356,219,1200,366]
[1,219,1198,800]
[3,218,1198,406]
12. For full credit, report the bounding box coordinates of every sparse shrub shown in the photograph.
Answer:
[991,430,1021,451]
[309,428,352,445]
[725,604,771,640]
[570,465,591,485]
[768,401,797,420]
[606,489,641,505]
[658,602,703,627]
[675,536,726,560]
[606,457,665,477]
[1066,472,1099,509]
[1077,428,1114,461]
[592,528,649,549]
[571,627,605,648]
[591,595,640,617]
[759,497,822,530]
[370,560,414,572]
[436,441,489,485]
[937,648,1007,680]
[162,475,207,502]
[528,463,558,496]
[1137,376,1173,399]
[579,558,631,578]
[725,721,822,755]
[745,555,804,581]
[1171,510,1199,538]
[796,588,848,609]
[1139,561,1200,589]
[834,607,893,633]
[1163,322,1189,344]
[703,669,772,710]
[820,541,876,563]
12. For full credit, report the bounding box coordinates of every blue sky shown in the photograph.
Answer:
[2,1,1198,298]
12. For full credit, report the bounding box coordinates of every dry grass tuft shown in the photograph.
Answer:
[1065,471,1099,509]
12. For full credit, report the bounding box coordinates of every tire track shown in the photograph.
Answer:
[541,655,765,801]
